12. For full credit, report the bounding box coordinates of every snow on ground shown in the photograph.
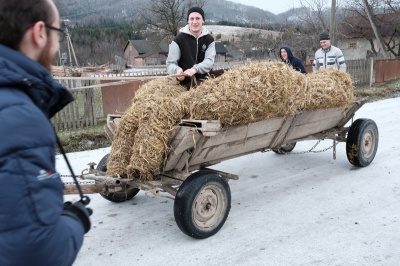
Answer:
[58,97,400,266]
[205,25,281,39]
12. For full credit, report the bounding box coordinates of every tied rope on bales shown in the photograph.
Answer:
[106,61,354,181]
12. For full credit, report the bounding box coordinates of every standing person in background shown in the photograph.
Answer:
[313,32,346,72]
[279,45,307,74]
[0,0,92,265]
[166,6,217,89]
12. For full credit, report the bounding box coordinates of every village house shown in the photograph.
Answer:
[215,41,228,62]
[124,40,169,67]
[338,13,400,60]
[124,40,228,68]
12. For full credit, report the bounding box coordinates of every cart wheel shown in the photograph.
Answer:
[272,142,296,154]
[96,154,140,202]
[346,119,378,167]
[174,170,231,239]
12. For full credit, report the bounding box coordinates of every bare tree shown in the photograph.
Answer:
[297,0,331,34]
[239,31,282,59]
[276,1,333,64]
[280,0,332,60]
[362,0,389,57]
[341,0,400,57]
[384,0,400,13]
[140,0,207,41]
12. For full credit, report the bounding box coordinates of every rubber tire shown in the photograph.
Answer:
[174,170,231,239]
[97,154,140,202]
[346,119,379,167]
[272,142,297,154]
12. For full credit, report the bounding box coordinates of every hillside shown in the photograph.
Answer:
[54,0,278,25]
[206,25,281,41]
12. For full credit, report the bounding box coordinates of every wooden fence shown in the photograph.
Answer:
[347,58,374,85]
[52,79,102,131]
[305,58,374,85]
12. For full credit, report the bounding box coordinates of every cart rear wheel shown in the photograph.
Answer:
[346,119,378,167]
[174,170,231,239]
[272,142,296,154]
[96,154,140,202]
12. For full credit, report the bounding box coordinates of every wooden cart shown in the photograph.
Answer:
[64,98,379,239]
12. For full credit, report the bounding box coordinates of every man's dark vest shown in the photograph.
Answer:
[174,32,214,83]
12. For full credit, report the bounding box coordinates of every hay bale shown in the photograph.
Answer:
[106,62,355,181]
[303,68,354,110]
[106,78,187,178]
[126,97,187,179]
[185,61,307,126]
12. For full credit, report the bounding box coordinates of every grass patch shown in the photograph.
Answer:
[56,121,111,154]
[354,79,400,102]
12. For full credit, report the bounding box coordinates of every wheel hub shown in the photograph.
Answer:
[193,185,225,228]
[362,130,374,158]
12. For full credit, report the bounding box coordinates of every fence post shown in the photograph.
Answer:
[369,57,374,87]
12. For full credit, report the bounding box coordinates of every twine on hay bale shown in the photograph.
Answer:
[106,61,355,181]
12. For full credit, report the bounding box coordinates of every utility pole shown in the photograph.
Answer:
[65,26,79,67]
[330,0,336,45]
[61,19,79,67]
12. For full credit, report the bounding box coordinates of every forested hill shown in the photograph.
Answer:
[54,0,278,25]
[53,0,293,67]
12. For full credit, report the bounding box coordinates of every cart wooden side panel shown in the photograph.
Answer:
[162,100,364,172]
[284,103,358,141]
[104,99,365,175]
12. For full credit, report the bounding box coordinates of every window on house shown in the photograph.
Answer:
[129,46,132,51]
[349,42,357,49]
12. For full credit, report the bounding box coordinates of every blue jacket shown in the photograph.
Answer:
[0,44,84,266]
[279,45,307,74]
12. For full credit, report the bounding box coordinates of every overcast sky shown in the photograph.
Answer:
[228,0,302,14]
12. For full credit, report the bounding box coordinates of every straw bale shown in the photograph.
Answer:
[126,97,187,179]
[185,61,307,126]
[106,62,355,181]
[106,78,187,178]
[303,68,354,110]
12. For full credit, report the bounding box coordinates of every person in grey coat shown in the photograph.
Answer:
[313,32,346,72]
[166,7,217,88]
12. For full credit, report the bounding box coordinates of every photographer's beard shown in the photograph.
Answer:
[38,38,54,72]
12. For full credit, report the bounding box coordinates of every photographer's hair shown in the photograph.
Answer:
[0,0,55,49]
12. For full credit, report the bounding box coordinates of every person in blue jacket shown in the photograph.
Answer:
[0,0,92,265]
[279,45,307,74]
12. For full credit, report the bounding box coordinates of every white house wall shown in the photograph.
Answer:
[337,36,400,60]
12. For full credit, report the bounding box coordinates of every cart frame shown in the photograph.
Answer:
[64,98,379,238]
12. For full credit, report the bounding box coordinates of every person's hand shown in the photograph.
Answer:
[62,200,92,233]
[176,68,185,81]
[183,68,197,77]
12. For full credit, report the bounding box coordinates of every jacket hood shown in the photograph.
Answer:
[279,45,295,61]
[180,25,210,38]
[0,44,74,118]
